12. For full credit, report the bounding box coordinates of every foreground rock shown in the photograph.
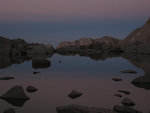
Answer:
[121,98,135,106]
[0,85,29,107]
[56,104,117,113]
[68,90,83,99]
[26,85,38,93]
[113,105,142,113]
[3,108,15,113]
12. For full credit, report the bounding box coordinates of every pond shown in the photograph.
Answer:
[0,53,150,113]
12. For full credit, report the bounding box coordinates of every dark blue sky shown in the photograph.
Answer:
[0,18,147,46]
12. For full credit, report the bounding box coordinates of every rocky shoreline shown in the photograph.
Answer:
[1,18,150,59]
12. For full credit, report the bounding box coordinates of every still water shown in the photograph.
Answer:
[0,53,150,113]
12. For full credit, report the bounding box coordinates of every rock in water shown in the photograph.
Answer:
[68,90,83,99]
[3,108,15,113]
[121,98,135,106]
[131,75,150,90]
[56,104,117,113]
[33,71,40,74]
[0,85,30,107]
[0,77,14,80]
[118,90,130,95]
[114,94,122,98]
[113,105,142,113]
[0,85,29,99]
[26,86,38,93]
[120,70,137,74]
[112,78,122,81]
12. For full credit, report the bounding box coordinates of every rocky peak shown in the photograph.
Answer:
[144,17,150,25]
[124,17,150,44]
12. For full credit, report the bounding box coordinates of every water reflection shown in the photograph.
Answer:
[57,52,121,61]
[32,59,51,69]
[0,55,52,70]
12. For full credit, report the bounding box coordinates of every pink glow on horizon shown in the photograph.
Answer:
[0,0,150,21]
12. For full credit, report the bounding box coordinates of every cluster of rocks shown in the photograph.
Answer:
[56,36,122,54]
[0,37,54,57]
[113,98,142,113]
[56,18,150,55]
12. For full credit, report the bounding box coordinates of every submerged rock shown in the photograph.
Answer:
[33,71,40,74]
[3,108,15,113]
[112,78,122,81]
[121,98,135,106]
[118,90,130,95]
[120,70,137,74]
[113,105,142,113]
[56,104,117,113]
[0,77,14,80]
[114,94,122,98]
[26,85,38,93]
[0,85,29,107]
[68,90,83,99]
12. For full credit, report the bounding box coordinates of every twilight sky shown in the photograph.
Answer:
[0,0,150,21]
[0,0,150,46]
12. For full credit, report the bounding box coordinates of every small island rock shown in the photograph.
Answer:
[68,90,83,99]
[26,85,38,93]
